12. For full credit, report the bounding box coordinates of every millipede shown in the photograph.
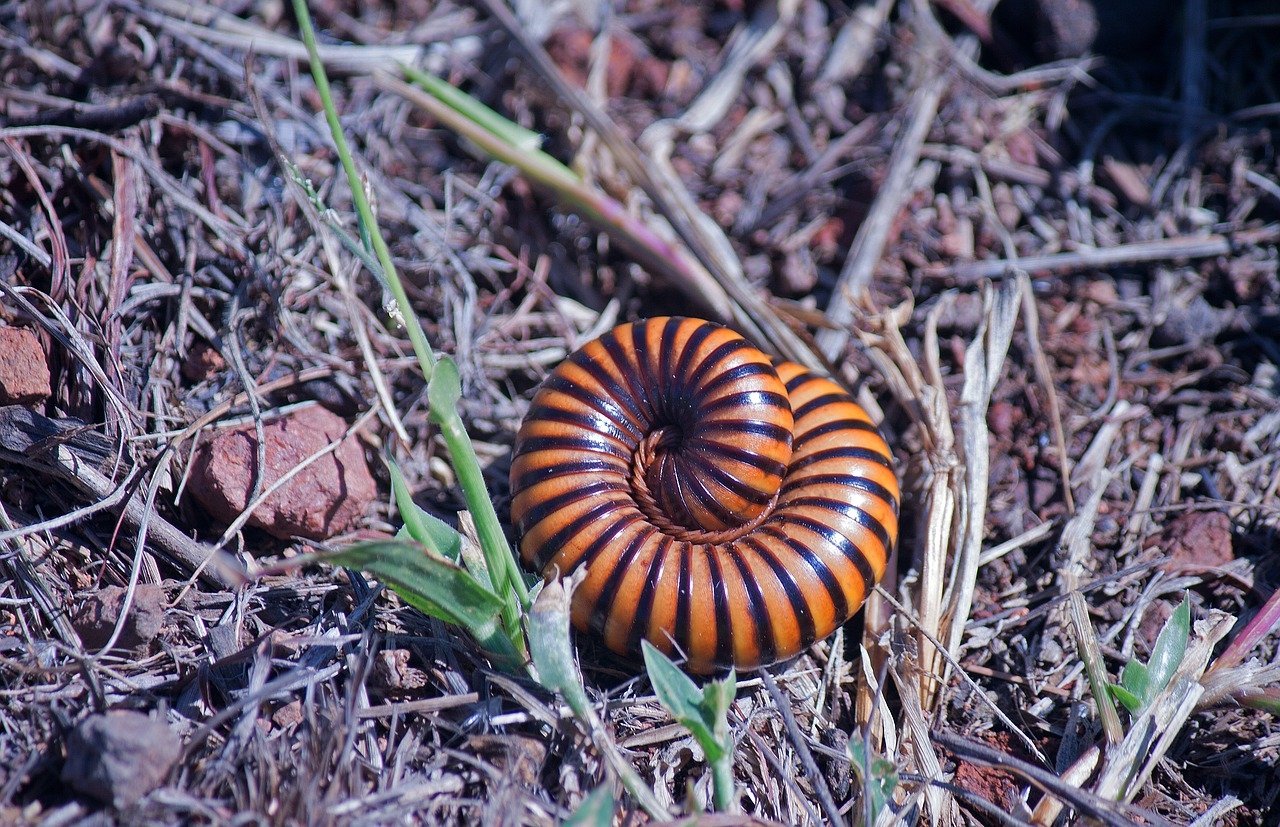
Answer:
[510,316,899,673]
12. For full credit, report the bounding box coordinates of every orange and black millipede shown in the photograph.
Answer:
[510,317,899,673]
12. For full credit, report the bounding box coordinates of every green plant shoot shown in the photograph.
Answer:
[1110,595,1191,715]
[849,737,898,826]
[641,640,737,812]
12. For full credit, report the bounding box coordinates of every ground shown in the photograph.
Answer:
[1,0,1278,824]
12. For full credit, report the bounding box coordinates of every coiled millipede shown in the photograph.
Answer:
[510,317,899,673]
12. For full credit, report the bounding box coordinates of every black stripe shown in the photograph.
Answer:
[747,537,814,647]
[791,445,893,472]
[681,465,749,526]
[572,346,643,426]
[786,497,892,550]
[725,545,775,665]
[524,403,634,446]
[696,361,773,397]
[625,535,672,653]
[572,512,644,570]
[689,440,788,481]
[516,480,624,537]
[671,321,716,403]
[601,329,652,421]
[510,457,622,493]
[630,321,656,400]
[791,418,876,449]
[536,499,636,570]
[785,372,815,393]
[707,550,733,667]
[684,448,776,506]
[792,393,849,420]
[685,339,749,393]
[758,527,851,632]
[741,533,822,646]
[697,419,792,443]
[514,434,629,460]
[781,473,898,512]
[675,542,694,656]
[659,317,681,402]
[699,389,791,416]
[541,374,644,438]
[588,525,657,636]
[774,508,879,588]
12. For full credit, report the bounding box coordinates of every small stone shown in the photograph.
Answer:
[271,700,304,730]
[988,400,1016,440]
[953,760,1020,812]
[1156,510,1235,569]
[180,341,226,383]
[369,648,427,693]
[0,327,51,405]
[950,733,1022,812]
[187,405,376,541]
[61,711,181,809]
[71,585,166,650]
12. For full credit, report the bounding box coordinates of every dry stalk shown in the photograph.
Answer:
[854,277,1019,824]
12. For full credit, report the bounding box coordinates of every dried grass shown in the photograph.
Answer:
[2,0,1279,824]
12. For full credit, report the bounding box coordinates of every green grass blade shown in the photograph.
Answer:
[1108,683,1145,715]
[386,456,462,564]
[1147,596,1191,695]
[401,64,543,153]
[1120,659,1152,709]
[315,540,518,667]
[642,641,718,757]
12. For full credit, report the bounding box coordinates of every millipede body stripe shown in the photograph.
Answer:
[727,547,776,665]
[791,418,878,448]
[510,317,899,673]
[587,527,657,636]
[542,375,644,438]
[754,527,847,631]
[707,550,733,667]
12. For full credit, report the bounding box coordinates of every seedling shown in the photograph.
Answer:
[641,641,738,812]
[1110,595,1191,716]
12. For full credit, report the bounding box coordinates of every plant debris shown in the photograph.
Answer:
[1,0,1278,823]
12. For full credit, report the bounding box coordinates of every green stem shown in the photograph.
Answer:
[291,0,436,380]
[710,751,734,812]
[437,411,530,612]
[1069,590,1125,744]
[291,0,529,668]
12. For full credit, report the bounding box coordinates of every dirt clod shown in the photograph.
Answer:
[1154,510,1235,569]
[952,756,1020,812]
[180,341,226,383]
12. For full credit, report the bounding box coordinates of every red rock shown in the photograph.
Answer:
[953,759,1019,811]
[0,327,51,404]
[188,405,376,541]
[271,700,304,730]
[950,732,1022,811]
